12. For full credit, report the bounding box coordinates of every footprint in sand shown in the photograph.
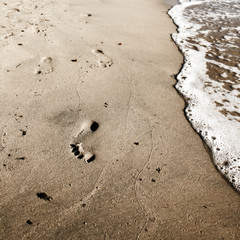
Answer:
[91,49,113,68]
[34,57,53,75]
[70,120,99,163]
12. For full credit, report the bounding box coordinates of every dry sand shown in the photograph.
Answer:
[0,0,239,239]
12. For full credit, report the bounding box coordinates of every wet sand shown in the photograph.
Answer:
[0,0,239,239]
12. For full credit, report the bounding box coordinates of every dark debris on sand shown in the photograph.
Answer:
[36,192,52,201]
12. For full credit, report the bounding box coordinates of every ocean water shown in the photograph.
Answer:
[169,0,240,191]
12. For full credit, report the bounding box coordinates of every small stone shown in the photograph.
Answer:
[20,129,27,136]
[26,220,33,225]
[90,121,99,131]
[36,192,52,201]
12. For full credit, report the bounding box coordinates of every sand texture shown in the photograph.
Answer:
[0,0,239,239]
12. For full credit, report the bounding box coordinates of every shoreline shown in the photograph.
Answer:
[168,0,240,192]
[0,0,239,239]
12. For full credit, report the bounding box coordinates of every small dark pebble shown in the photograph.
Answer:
[18,43,23,46]
[86,155,95,163]
[203,205,207,208]
[36,192,52,201]
[139,178,142,181]
[118,43,122,45]
[8,154,11,157]
[90,121,99,131]
[16,157,26,160]
[151,179,156,182]
[3,164,6,167]
[71,59,77,62]
[26,220,33,225]
[156,167,161,173]
[96,49,103,54]
[134,142,139,145]
[37,71,41,75]
[81,203,86,208]
[20,129,27,136]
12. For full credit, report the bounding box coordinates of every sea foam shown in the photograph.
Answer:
[169,0,240,191]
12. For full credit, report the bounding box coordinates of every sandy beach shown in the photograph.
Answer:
[0,0,239,239]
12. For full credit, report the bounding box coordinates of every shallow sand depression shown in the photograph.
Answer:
[0,0,239,239]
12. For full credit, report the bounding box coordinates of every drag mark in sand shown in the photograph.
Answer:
[115,58,158,238]
[68,63,88,145]
[0,125,7,152]
[115,58,136,129]
[135,118,155,240]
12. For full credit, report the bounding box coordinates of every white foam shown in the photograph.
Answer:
[169,0,240,191]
